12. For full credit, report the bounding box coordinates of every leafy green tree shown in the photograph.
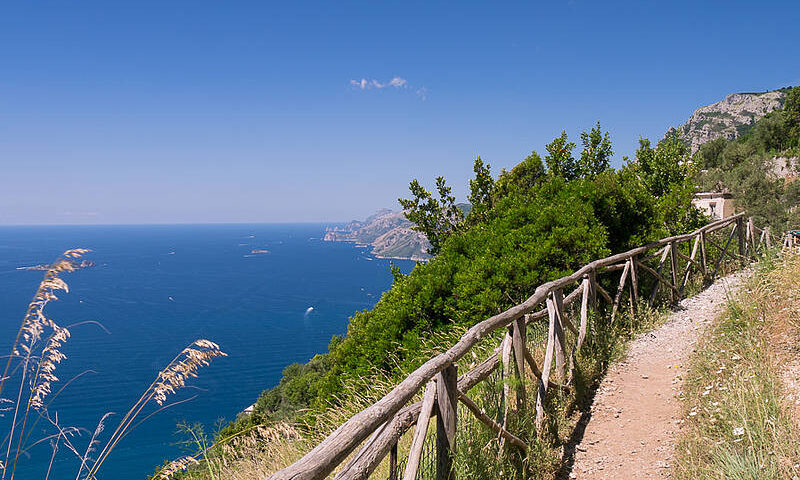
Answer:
[399,177,464,255]
[494,151,546,200]
[633,135,691,198]
[545,131,578,180]
[578,122,613,177]
[466,156,495,225]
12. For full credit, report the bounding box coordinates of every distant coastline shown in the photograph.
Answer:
[324,209,431,261]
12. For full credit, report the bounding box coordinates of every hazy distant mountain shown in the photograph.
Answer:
[324,209,431,261]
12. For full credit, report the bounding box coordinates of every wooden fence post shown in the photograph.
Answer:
[576,273,592,351]
[511,317,527,410]
[537,291,561,428]
[629,255,639,315]
[680,235,700,293]
[569,273,595,383]
[435,364,457,480]
[737,216,746,263]
[389,443,398,480]
[699,232,707,277]
[669,241,679,303]
[500,332,512,430]
[551,290,566,381]
[649,245,671,306]
[403,381,436,480]
[610,259,631,323]
[765,226,771,249]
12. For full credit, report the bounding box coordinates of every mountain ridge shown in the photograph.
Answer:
[666,88,790,152]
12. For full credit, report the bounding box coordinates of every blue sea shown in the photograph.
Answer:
[0,224,414,479]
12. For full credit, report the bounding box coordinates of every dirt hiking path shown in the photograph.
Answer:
[566,271,748,479]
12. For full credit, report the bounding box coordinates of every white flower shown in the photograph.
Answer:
[733,427,745,436]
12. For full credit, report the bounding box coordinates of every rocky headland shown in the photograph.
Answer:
[324,209,431,261]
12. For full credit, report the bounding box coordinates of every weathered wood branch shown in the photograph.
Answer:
[596,282,614,304]
[610,259,631,323]
[522,347,568,393]
[636,260,681,296]
[402,381,436,480]
[712,223,738,279]
[435,365,457,480]
[334,352,500,480]
[511,318,528,410]
[629,255,639,310]
[649,243,672,306]
[576,273,593,351]
[680,235,700,292]
[669,241,679,303]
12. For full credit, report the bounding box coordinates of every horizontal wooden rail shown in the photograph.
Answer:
[268,213,757,480]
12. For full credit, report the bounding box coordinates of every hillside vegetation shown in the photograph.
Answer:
[162,87,800,479]
[693,86,800,230]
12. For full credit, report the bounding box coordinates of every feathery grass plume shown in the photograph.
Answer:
[0,249,90,480]
[74,412,113,480]
[156,456,200,479]
[85,340,226,480]
[30,326,70,411]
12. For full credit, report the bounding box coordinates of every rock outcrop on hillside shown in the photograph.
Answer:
[667,90,787,153]
[324,209,431,261]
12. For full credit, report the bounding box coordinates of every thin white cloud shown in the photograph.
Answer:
[350,76,408,90]
[387,77,407,88]
[349,76,427,100]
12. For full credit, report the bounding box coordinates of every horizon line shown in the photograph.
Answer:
[0,220,354,228]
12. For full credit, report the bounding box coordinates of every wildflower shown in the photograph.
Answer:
[733,426,745,436]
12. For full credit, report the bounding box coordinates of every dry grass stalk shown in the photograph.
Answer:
[0,249,90,480]
[157,456,201,479]
[85,340,226,479]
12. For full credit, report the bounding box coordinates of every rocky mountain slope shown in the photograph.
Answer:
[666,89,788,153]
[324,209,431,261]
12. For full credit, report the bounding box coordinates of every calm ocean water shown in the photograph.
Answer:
[0,224,414,479]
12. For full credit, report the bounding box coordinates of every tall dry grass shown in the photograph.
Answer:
[157,294,677,480]
[0,249,225,480]
[674,253,800,479]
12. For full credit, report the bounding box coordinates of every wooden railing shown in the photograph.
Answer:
[267,213,772,480]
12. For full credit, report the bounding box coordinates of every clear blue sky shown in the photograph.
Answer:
[1,1,798,224]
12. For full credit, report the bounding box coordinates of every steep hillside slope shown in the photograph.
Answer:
[666,89,788,152]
